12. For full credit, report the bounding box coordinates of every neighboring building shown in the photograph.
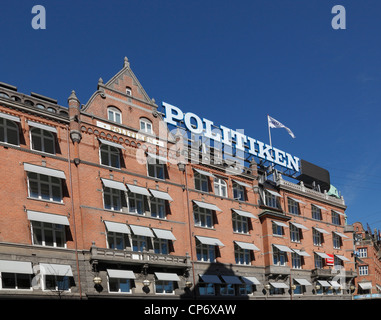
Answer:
[0,57,356,299]
[352,222,381,300]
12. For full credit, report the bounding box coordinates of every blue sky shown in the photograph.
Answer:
[1,0,381,230]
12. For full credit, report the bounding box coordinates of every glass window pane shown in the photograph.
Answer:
[1,273,16,289]
[119,279,130,292]
[17,274,31,289]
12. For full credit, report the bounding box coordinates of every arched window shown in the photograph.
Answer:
[214,177,227,197]
[30,128,55,154]
[0,92,9,99]
[0,118,19,145]
[140,118,152,134]
[107,106,122,124]
[126,87,132,96]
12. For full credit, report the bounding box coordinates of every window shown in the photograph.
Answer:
[331,211,341,225]
[27,172,62,202]
[273,246,287,266]
[214,177,227,197]
[128,192,145,215]
[220,284,235,296]
[100,144,120,168]
[155,281,174,294]
[264,190,278,208]
[104,187,124,211]
[314,254,324,269]
[233,183,245,201]
[150,197,166,219]
[288,198,299,215]
[358,248,368,258]
[293,281,304,295]
[334,256,343,269]
[239,284,254,295]
[0,118,19,145]
[131,235,147,252]
[234,244,251,265]
[154,238,169,254]
[333,233,341,249]
[194,207,213,228]
[126,87,132,96]
[31,221,66,248]
[194,172,209,192]
[311,205,322,220]
[140,118,152,134]
[30,128,55,154]
[147,158,165,180]
[272,222,284,236]
[313,229,322,246]
[290,224,300,242]
[232,213,248,234]
[107,107,122,124]
[359,265,369,276]
[44,275,71,291]
[199,283,215,296]
[109,278,131,293]
[291,252,302,269]
[0,273,31,290]
[107,232,128,250]
[196,243,216,262]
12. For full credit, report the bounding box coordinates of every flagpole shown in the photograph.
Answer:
[267,115,274,174]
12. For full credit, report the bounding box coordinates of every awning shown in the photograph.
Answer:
[294,278,312,286]
[272,220,289,228]
[27,120,57,134]
[317,280,331,287]
[292,248,310,257]
[313,227,330,234]
[234,241,260,251]
[232,179,251,188]
[270,282,289,289]
[333,231,349,239]
[199,274,222,284]
[27,210,70,226]
[152,228,176,241]
[39,263,73,277]
[129,225,154,237]
[0,112,20,123]
[221,275,242,284]
[265,189,282,197]
[98,138,125,150]
[107,269,136,279]
[155,272,180,281]
[147,152,167,164]
[332,210,346,216]
[358,282,372,290]
[273,244,293,253]
[241,276,260,285]
[126,184,151,197]
[312,204,327,211]
[195,235,224,247]
[314,252,331,259]
[288,196,306,204]
[104,221,130,234]
[329,281,341,288]
[149,189,173,201]
[24,163,66,180]
[0,260,33,274]
[290,221,309,230]
[335,254,350,262]
[232,209,257,219]
[193,168,216,178]
[101,178,127,191]
[193,200,222,212]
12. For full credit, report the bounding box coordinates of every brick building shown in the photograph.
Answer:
[352,222,381,299]
[0,57,356,299]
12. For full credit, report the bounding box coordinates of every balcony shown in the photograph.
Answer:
[90,246,190,268]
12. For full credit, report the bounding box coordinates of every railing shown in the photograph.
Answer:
[90,246,190,267]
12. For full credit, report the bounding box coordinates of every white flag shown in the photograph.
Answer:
[268,115,295,139]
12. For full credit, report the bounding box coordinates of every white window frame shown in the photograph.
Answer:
[232,213,248,234]
[108,277,132,293]
[147,159,165,180]
[103,187,123,212]
[150,197,166,219]
[27,172,63,203]
[131,235,147,252]
[107,231,128,250]
[194,207,213,228]
[233,183,245,201]
[288,198,299,215]
[42,274,71,292]
[272,222,283,236]
[155,280,175,295]
[311,205,322,221]
[359,265,369,276]
[273,246,287,266]
[196,243,216,262]
[358,248,368,258]
[214,177,227,197]
[291,252,302,269]
[331,211,341,225]
[314,254,323,269]
[0,118,19,145]
[264,190,278,208]
[313,229,322,246]
[30,128,55,154]
[128,192,145,215]
[31,221,67,248]
[100,144,120,168]
[0,272,32,291]
[107,107,122,124]
[194,172,209,192]
[290,224,300,242]
[333,233,341,249]
[140,118,153,134]
[234,244,251,265]
[153,238,169,254]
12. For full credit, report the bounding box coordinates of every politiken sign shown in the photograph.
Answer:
[162,102,300,172]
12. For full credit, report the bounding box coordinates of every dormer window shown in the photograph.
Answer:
[107,107,122,124]
[140,118,152,134]
[126,87,132,96]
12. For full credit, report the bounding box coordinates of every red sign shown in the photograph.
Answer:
[326,254,334,266]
